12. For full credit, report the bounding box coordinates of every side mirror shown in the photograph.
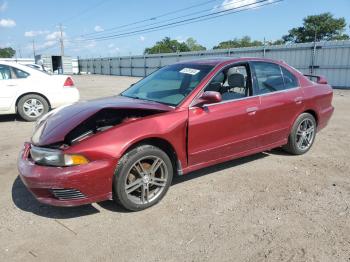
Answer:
[192,91,222,107]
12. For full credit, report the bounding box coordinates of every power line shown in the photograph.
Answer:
[80,0,249,38]
[60,0,111,25]
[80,0,220,37]
[74,0,280,42]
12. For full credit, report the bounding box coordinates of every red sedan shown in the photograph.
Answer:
[18,58,334,211]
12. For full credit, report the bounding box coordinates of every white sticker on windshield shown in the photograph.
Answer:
[180,68,200,75]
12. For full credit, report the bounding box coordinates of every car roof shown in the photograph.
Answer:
[0,61,47,76]
[176,57,284,67]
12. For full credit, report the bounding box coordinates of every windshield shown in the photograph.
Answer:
[122,63,214,106]
[25,64,51,75]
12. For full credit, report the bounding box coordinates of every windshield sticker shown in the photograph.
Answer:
[180,68,200,75]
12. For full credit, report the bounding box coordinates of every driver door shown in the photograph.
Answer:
[187,63,261,166]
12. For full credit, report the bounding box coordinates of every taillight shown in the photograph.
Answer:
[64,77,74,87]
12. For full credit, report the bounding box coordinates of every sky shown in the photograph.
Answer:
[0,0,349,58]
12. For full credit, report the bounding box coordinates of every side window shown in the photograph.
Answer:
[12,67,29,79]
[0,64,11,80]
[205,64,250,101]
[252,62,284,94]
[281,66,298,89]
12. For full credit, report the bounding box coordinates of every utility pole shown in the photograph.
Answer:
[311,28,317,75]
[59,23,64,56]
[32,39,36,59]
[18,46,22,58]
[263,37,266,58]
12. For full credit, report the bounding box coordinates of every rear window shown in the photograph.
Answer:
[281,66,298,89]
[252,62,299,95]
[252,62,284,94]
[12,67,29,78]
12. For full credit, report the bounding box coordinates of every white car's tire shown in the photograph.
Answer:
[17,94,49,121]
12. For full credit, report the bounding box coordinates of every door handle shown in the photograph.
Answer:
[294,97,303,104]
[246,107,258,116]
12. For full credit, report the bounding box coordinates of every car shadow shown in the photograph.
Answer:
[172,152,268,185]
[268,147,293,156]
[0,114,24,122]
[11,176,100,219]
[11,152,271,216]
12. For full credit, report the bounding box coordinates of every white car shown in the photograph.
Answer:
[0,61,79,121]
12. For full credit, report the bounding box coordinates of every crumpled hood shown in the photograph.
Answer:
[31,95,173,146]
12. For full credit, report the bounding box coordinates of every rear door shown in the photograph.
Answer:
[250,61,304,146]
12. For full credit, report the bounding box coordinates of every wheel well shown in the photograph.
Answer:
[304,110,318,126]
[124,138,179,174]
[15,93,51,111]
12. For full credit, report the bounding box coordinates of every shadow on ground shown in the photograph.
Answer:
[12,152,273,217]
[0,115,24,123]
[172,152,269,185]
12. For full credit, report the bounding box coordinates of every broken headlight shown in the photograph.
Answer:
[30,146,89,167]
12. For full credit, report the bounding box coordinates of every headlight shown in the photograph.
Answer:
[30,146,89,167]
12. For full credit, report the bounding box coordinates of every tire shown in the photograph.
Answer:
[113,145,173,211]
[17,94,49,121]
[283,113,317,155]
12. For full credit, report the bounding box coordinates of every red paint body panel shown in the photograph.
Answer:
[188,96,260,165]
[257,88,304,146]
[17,57,334,207]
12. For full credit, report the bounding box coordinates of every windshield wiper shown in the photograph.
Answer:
[121,93,174,106]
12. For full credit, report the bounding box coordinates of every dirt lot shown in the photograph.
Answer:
[0,75,349,262]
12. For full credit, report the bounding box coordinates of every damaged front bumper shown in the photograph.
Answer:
[17,143,117,207]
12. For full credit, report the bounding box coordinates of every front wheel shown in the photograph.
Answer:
[283,113,317,155]
[113,145,173,211]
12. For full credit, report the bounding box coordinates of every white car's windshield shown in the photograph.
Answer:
[122,63,214,106]
[25,64,51,75]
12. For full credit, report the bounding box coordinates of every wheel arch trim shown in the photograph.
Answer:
[118,137,182,176]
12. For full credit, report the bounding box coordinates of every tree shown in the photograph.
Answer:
[282,13,349,43]
[267,39,285,45]
[213,36,263,49]
[0,47,16,58]
[185,37,206,51]
[144,37,190,54]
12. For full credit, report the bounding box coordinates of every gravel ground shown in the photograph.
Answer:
[0,75,349,262]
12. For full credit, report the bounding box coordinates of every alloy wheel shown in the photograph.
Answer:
[23,98,44,118]
[125,156,169,205]
[295,118,315,151]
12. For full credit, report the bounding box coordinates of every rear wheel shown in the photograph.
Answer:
[17,94,49,121]
[283,113,316,155]
[113,145,173,211]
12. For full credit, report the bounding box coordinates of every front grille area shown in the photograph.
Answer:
[50,188,86,201]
